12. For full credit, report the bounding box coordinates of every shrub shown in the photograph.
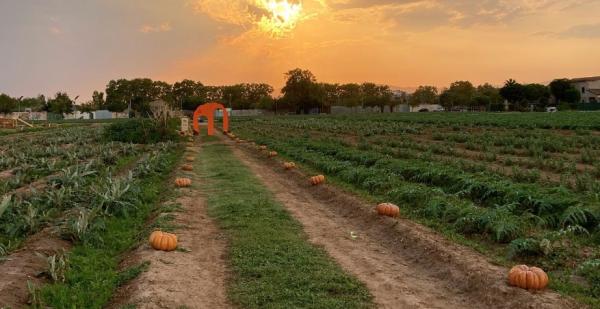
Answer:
[103,119,179,144]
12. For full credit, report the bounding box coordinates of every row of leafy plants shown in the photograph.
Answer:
[232,120,600,306]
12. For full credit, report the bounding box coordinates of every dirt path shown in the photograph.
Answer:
[228,138,580,309]
[109,145,230,309]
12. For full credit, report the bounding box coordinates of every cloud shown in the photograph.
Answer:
[558,22,600,38]
[49,26,62,35]
[192,0,324,37]
[326,0,591,30]
[140,22,172,33]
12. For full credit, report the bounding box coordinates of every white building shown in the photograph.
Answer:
[570,76,600,103]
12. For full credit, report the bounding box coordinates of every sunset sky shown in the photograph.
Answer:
[1,0,599,100]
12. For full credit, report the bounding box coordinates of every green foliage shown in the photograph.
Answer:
[103,118,179,144]
[507,238,544,259]
[0,93,17,113]
[578,259,600,297]
[47,92,75,115]
[40,147,180,308]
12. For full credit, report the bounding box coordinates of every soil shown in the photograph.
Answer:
[0,229,71,307]
[108,146,230,309]
[228,137,581,309]
[0,169,14,180]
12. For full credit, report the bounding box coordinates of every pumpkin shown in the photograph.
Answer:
[181,164,193,171]
[283,162,296,170]
[259,145,267,150]
[268,151,278,158]
[185,156,195,162]
[310,175,325,185]
[376,203,400,217]
[508,265,549,290]
[175,178,192,187]
[149,231,178,251]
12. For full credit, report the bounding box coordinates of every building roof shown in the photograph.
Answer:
[570,76,600,83]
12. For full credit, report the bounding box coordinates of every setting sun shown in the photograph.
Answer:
[256,0,302,37]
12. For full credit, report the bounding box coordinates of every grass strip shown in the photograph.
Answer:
[38,149,181,308]
[199,142,373,309]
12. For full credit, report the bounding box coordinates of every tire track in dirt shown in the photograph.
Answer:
[109,145,230,309]
[228,139,580,309]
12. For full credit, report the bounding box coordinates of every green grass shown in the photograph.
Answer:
[38,149,181,308]
[198,142,373,309]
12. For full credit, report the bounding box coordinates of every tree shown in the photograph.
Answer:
[439,81,476,111]
[409,86,438,111]
[78,101,96,113]
[281,68,322,114]
[550,79,580,104]
[105,78,175,115]
[242,83,273,110]
[172,80,205,109]
[378,85,393,112]
[19,95,47,112]
[105,79,132,112]
[500,79,526,110]
[47,92,74,114]
[338,83,362,108]
[523,84,550,108]
[0,94,16,113]
[92,91,106,110]
[318,83,340,113]
[476,83,501,111]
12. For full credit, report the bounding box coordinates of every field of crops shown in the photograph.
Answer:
[231,112,600,305]
[0,125,181,306]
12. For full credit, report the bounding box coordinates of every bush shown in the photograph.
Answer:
[103,119,179,144]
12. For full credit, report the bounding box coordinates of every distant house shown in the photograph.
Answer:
[570,76,600,103]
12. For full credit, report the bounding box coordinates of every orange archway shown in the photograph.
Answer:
[193,102,229,136]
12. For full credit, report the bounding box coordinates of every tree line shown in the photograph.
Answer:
[0,68,585,115]
[0,93,76,114]
[411,78,582,112]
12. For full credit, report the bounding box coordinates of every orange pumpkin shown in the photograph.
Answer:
[175,178,192,187]
[508,265,549,290]
[181,164,193,171]
[149,231,178,251]
[259,145,267,150]
[268,151,278,158]
[310,175,325,185]
[283,162,296,170]
[376,203,400,218]
[185,156,195,162]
